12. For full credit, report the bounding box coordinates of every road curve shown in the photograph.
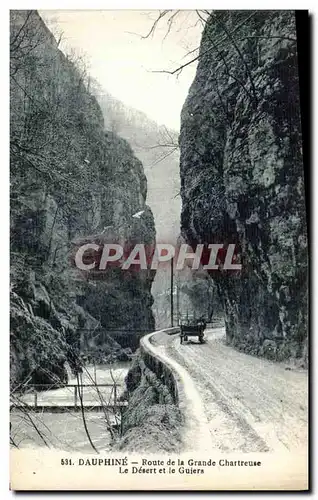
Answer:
[152,328,308,453]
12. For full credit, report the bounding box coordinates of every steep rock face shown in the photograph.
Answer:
[10,10,155,387]
[179,11,307,361]
[94,91,180,328]
[95,91,180,243]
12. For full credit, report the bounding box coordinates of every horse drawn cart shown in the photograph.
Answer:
[179,316,206,344]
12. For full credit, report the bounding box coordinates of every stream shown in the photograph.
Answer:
[10,362,131,453]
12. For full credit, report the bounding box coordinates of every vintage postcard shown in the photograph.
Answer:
[10,9,309,491]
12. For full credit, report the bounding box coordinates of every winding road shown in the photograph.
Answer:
[151,328,308,453]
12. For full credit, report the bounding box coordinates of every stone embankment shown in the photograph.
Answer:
[115,328,212,453]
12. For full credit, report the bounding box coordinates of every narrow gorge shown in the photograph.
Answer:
[10,10,308,461]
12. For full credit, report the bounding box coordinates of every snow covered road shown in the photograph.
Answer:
[153,328,308,452]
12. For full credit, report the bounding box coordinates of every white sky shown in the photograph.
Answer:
[40,10,204,130]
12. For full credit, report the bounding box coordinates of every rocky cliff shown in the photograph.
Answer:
[94,90,181,328]
[179,11,308,362]
[95,90,181,243]
[10,10,155,387]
